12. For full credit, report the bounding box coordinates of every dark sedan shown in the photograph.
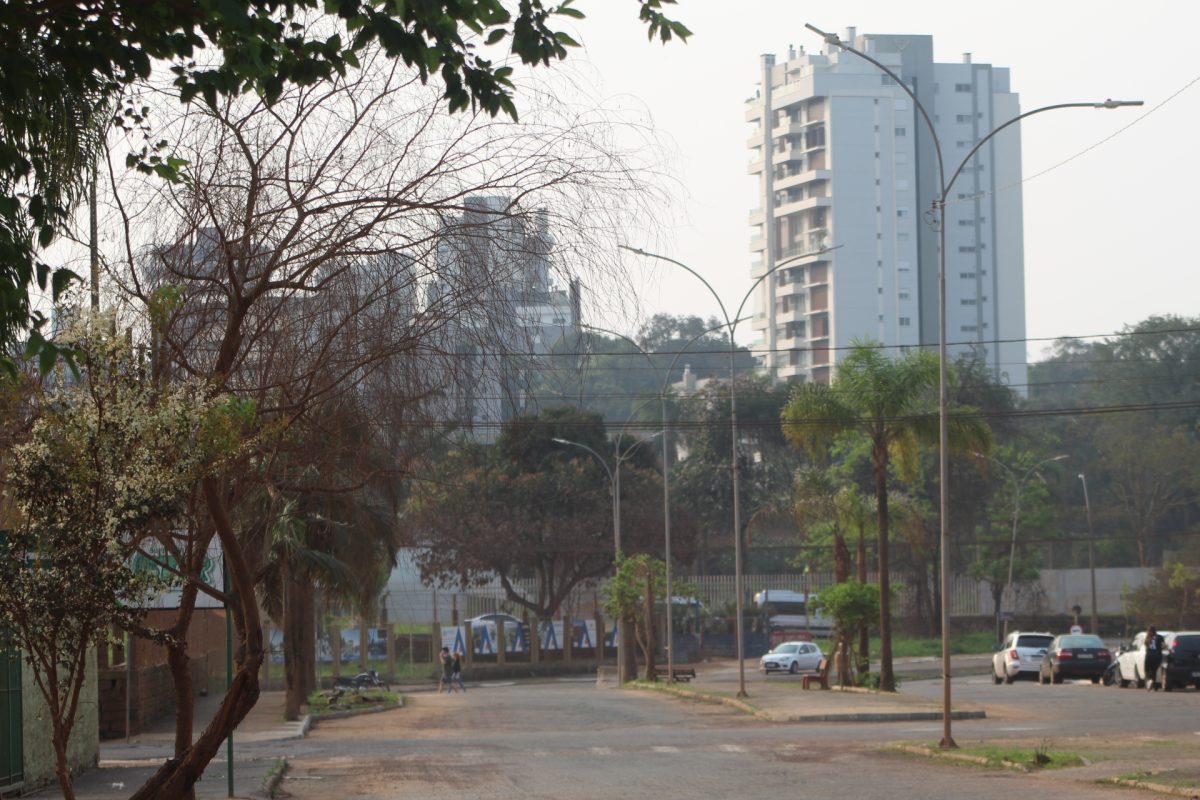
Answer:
[1159,632,1200,691]
[1039,634,1111,684]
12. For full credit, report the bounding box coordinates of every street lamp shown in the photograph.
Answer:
[806,21,1141,748]
[621,244,838,698]
[976,453,1067,642]
[1078,473,1100,635]
[551,430,662,681]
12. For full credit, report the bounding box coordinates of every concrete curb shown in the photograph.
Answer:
[259,757,289,798]
[782,709,987,723]
[1105,776,1200,797]
[624,682,986,723]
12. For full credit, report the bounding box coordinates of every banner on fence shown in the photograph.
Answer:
[539,620,564,651]
[576,620,596,649]
[441,626,465,654]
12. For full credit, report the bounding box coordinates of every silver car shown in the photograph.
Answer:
[992,631,1054,683]
[759,641,823,675]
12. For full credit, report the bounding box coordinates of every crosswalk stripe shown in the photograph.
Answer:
[591,747,613,755]
[652,746,679,753]
[719,744,744,753]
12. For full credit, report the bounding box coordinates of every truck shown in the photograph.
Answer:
[752,589,834,639]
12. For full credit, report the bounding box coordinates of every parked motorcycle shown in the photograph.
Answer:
[334,669,390,692]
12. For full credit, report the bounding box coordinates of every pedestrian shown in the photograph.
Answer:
[1144,626,1166,691]
[438,646,454,693]
[451,650,466,692]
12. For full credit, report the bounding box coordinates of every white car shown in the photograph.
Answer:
[1114,630,1174,688]
[760,641,823,675]
[992,631,1054,684]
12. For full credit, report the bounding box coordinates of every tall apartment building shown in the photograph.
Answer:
[427,196,580,441]
[748,29,1027,390]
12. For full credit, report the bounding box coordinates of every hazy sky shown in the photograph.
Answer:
[558,1,1200,360]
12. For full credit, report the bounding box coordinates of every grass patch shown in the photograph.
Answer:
[1115,769,1200,789]
[899,740,1086,770]
[306,688,399,717]
[874,631,997,658]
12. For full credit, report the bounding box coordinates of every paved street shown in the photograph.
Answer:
[46,664,1200,798]
[277,675,1197,800]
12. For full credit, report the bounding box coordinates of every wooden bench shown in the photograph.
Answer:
[802,657,830,690]
[648,665,697,682]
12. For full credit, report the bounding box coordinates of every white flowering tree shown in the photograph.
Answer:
[0,316,239,800]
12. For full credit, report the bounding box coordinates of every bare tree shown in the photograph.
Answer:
[103,48,660,798]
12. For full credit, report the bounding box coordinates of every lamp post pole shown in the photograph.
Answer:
[805,21,1140,748]
[621,245,836,698]
[977,453,1067,642]
[578,320,742,684]
[1078,473,1100,635]
[552,432,662,681]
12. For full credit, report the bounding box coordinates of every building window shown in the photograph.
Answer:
[961,325,978,332]
[899,291,910,300]
[899,317,911,326]
[958,218,974,226]
[961,298,977,306]
[956,114,972,123]
[897,208,909,218]
[955,82,972,92]
[895,127,906,136]
[960,272,976,279]
[958,245,976,253]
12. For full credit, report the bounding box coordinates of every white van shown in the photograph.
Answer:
[753,589,833,635]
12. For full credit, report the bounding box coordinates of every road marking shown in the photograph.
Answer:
[591,747,613,755]
[461,749,485,758]
[530,751,550,758]
[996,726,1043,732]
[652,746,679,754]
[719,744,745,753]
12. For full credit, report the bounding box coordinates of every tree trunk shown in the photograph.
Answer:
[833,529,849,584]
[857,523,869,677]
[641,570,657,680]
[129,479,266,800]
[53,730,76,800]
[874,441,895,692]
[299,583,316,698]
[283,564,305,721]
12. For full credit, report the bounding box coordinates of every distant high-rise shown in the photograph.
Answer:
[748,30,1027,391]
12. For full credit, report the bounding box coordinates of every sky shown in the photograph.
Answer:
[553,1,1200,360]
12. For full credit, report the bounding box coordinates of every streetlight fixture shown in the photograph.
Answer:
[621,244,838,698]
[806,21,1140,748]
[975,453,1067,642]
[572,320,740,684]
[551,430,663,681]
[1078,473,1100,635]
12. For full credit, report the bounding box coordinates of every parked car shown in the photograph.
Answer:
[465,613,528,649]
[1115,630,1175,688]
[1157,631,1200,691]
[992,631,1054,683]
[1038,634,1111,684]
[759,640,823,675]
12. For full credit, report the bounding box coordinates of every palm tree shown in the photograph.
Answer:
[781,342,990,691]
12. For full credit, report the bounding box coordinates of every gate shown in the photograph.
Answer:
[0,629,22,789]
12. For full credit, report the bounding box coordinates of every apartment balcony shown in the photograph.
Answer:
[748,207,765,226]
[774,194,831,219]
[779,230,830,261]
[747,156,765,176]
[749,234,766,254]
[775,304,806,324]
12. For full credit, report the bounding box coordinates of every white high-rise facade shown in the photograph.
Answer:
[748,30,1027,390]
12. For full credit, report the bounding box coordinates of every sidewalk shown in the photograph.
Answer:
[617,656,988,723]
[40,692,302,799]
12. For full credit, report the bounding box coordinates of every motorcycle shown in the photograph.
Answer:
[1102,646,1125,687]
[334,669,391,692]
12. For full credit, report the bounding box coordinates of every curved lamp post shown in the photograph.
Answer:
[806,22,1140,747]
[621,244,838,698]
[975,452,1067,642]
[551,430,662,682]
[575,319,743,685]
[1078,473,1100,635]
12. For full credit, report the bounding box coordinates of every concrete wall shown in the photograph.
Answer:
[21,649,98,788]
[990,567,1154,615]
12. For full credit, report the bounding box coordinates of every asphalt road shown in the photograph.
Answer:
[277,675,1197,799]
